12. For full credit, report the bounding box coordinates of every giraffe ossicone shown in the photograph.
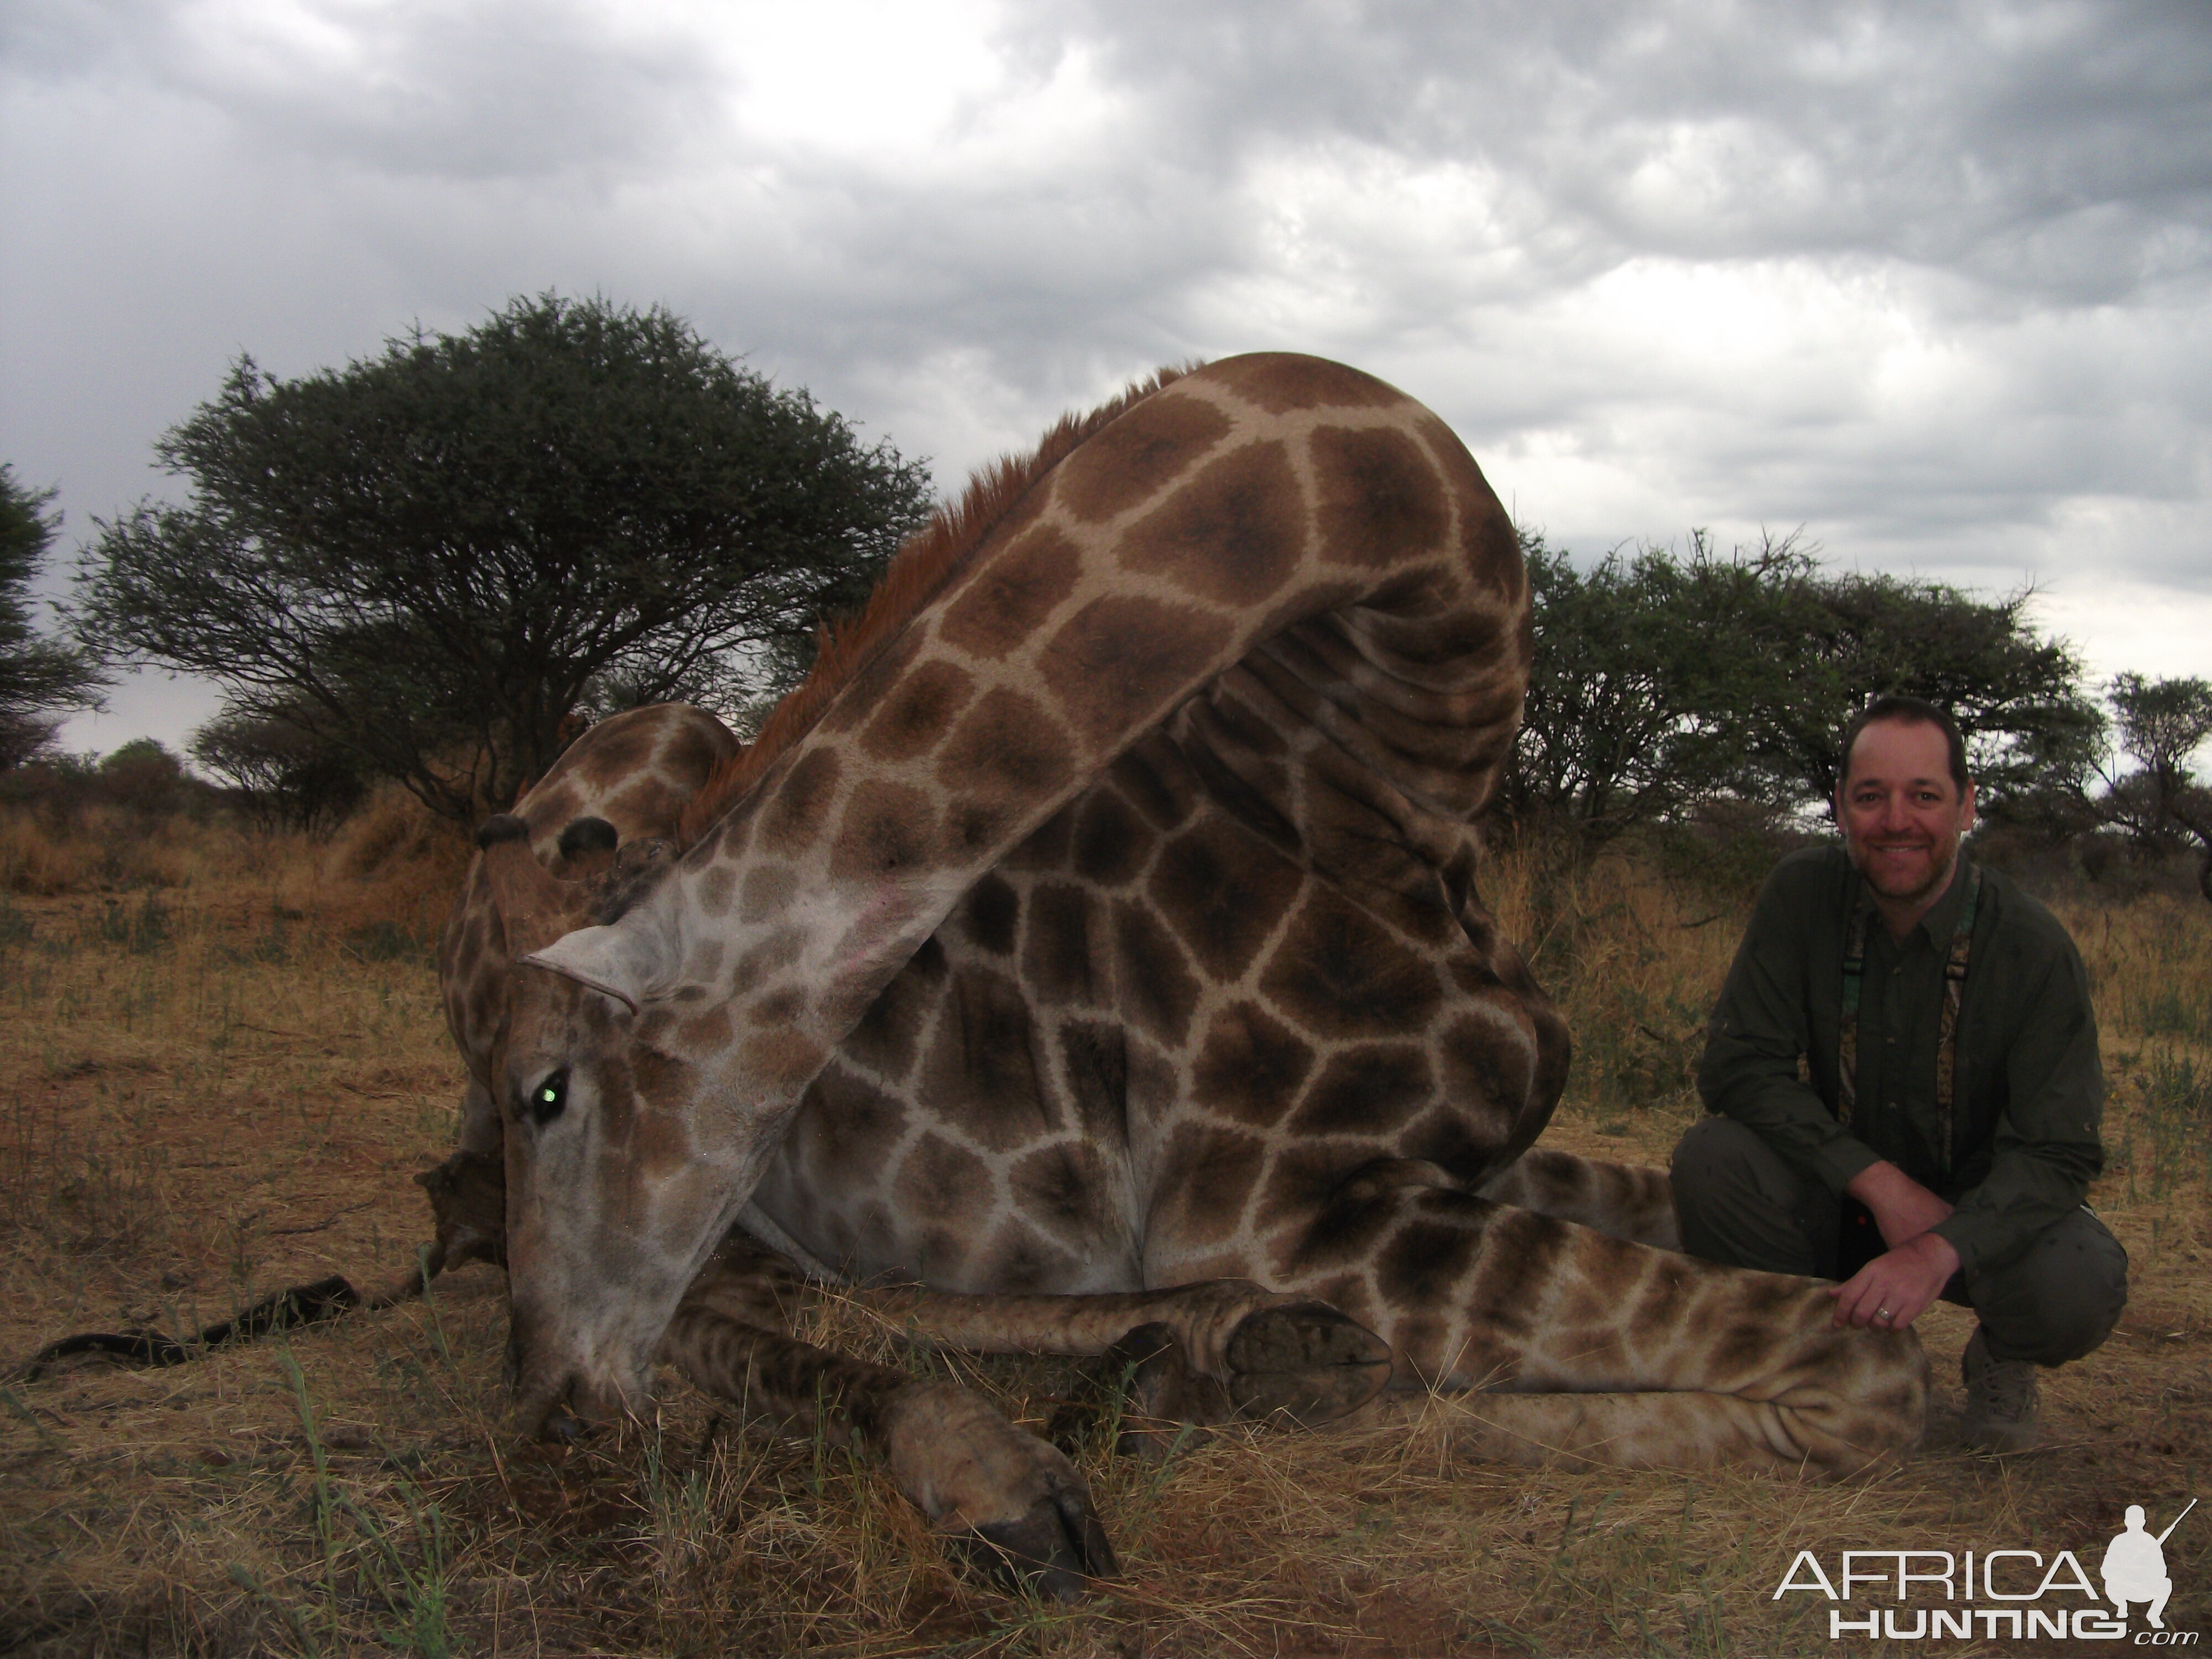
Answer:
[458,354,1925,1516]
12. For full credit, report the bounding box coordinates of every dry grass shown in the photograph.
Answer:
[1,824,2205,1657]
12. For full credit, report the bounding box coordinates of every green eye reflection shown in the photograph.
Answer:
[529,1068,569,1126]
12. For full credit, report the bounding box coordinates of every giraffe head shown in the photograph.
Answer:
[476,813,761,1434]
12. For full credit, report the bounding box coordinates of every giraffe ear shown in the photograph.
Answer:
[519,921,674,1015]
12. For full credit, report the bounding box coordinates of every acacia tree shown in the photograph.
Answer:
[75,295,932,820]
[1509,530,2104,847]
[1,466,107,769]
[2096,673,2212,902]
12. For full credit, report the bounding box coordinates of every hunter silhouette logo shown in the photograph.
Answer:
[2107,1501,2195,1632]
[1773,1496,2199,1642]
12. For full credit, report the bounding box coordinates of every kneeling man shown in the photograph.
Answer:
[1674,695,2127,1450]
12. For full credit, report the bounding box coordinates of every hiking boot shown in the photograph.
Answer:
[1961,1326,2041,1452]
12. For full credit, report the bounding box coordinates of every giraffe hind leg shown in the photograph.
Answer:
[1283,1185,1926,1478]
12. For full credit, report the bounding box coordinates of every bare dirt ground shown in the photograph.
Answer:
[2,843,2206,1657]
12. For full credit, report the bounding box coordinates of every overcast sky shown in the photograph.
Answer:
[5,0,2210,757]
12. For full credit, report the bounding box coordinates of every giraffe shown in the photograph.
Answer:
[468,354,1926,1569]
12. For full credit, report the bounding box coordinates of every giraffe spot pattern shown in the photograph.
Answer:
[1120,440,1307,609]
[1259,886,1446,1040]
[1112,897,1202,1047]
[1022,883,1102,1008]
[1148,811,1305,983]
[1208,352,1404,414]
[1147,1122,1266,1249]
[938,524,1083,661]
[1041,595,1234,757]
[759,747,843,858]
[936,686,1075,804]
[919,968,1052,1155]
[828,778,937,885]
[1191,1000,1316,1127]
[1310,424,1451,571]
[1288,1045,1435,1137]
[1071,789,1149,887]
[1053,388,1234,524]
[958,872,1019,956]
[859,658,975,761]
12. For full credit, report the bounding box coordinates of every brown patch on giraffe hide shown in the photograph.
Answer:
[757,747,844,858]
[936,524,1083,662]
[1071,789,1148,887]
[1435,1006,1535,1119]
[827,778,937,884]
[1040,595,1234,758]
[580,721,649,778]
[1054,1019,1127,1138]
[1146,1123,1266,1249]
[1008,1139,1117,1247]
[858,658,975,761]
[935,686,1075,804]
[695,862,737,918]
[921,969,1050,1154]
[842,936,946,1084]
[1191,1001,1315,1126]
[1374,1216,1477,1308]
[1464,1206,1567,1339]
[1288,1046,1435,1137]
[1053,386,1234,523]
[1269,1157,1398,1265]
[1021,883,1103,1007]
[1148,811,1304,982]
[740,863,800,921]
[1112,898,1201,1047]
[1112,734,1202,833]
[1310,424,1449,570]
[1001,797,1073,870]
[895,1134,992,1260]
[975,1217,1074,1293]
[1400,1106,1507,1187]
[1259,886,1446,1040]
[957,872,1019,956]
[1209,352,1404,414]
[1119,440,1306,608]
[792,1061,911,1176]
[738,1026,831,1092]
[676,364,1194,845]
[677,1005,735,1053]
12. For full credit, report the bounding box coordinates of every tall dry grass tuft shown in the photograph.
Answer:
[1,824,2205,1656]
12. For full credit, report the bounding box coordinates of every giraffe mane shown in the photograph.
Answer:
[676,361,1202,847]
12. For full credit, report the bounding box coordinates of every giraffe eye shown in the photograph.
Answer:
[529,1069,569,1126]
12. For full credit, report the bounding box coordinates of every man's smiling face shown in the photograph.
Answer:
[1838,716,1977,919]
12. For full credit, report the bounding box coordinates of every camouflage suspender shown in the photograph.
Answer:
[1837,863,1983,1183]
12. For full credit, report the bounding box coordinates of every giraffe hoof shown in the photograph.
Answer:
[966,1485,1121,1602]
[1223,1302,1394,1426]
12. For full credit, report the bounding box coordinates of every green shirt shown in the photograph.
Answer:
[1697,846,2105,1276]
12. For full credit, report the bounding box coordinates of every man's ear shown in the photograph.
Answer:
[520,921,673,1014]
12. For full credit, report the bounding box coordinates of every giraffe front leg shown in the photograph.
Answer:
[661,1251,1118,1600]
[1288,1178,1926,1477]
[846,1279,1394,1426]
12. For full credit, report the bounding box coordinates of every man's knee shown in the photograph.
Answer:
[1971,1208,2128,1365]
[1670,1117,1829,1275]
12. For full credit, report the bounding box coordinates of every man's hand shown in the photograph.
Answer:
[1845,1160,1953,1248]
[1829,1231,1960,1331]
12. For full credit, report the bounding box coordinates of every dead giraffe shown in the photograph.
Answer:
[466,354,1925,1580]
